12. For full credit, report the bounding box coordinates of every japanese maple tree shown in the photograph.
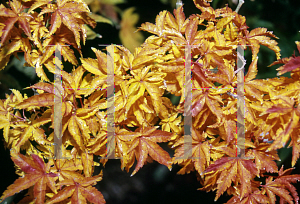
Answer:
[0,0,300,203]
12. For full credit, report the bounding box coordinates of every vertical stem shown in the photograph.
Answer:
[54,44,63,160]
[106,45,116,159]
[235,0,244,13]
[236,45,245,158]
[183,45,192,159]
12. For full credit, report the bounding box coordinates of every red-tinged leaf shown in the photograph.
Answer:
[283,182,299,204]
[249,27,278,39]
[81,150,94,177]
[245,57,258,82]
[193,142,211,176]
[17,13,32,37]
[32,154,46,172]
[0,153,58,203]
[28,82,54,94]
[10,150,41,174]
[185,16,198,44]
[203,158,258,201]
[47,186,75,204]
[192,91,206,117]
[173,5,187,33]
[119,127,172,176]
[193,0,212,9]
[41,1,94,47]
[16,93,55,109]
[204,157,232,173]
[247,149,279,174]
[192,63,214,87]
[130,140,148,176]
[246,29,281,60]
[147,129,174,143]
[145,138,172,168]
[0,39,22,57]
[34,177,46,204]
[238,160,252,198]
[205,93,223,119]
[80,186,106,204]
[226,190,270,204]
[224,119,236,144]
[267,186,293,204]
[48,11,61,37]
[0,0,33,46]
[0,16,18,46]
[277,56,300,76]
[265,104,292,114]
[215,161,237,201]
[0,174,41,201]
[47,177,105,204]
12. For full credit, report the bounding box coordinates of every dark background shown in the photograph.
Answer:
[1,0,300,203]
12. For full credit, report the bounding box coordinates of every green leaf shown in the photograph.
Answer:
[89,13,113,25]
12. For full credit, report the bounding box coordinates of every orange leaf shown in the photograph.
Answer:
[0,152,58,203]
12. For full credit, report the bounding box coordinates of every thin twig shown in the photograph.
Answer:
[176,0,183,9]
[9,112,26,121]
[235,0,244,13]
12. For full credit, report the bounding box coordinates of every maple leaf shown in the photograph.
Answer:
[85,0,121,24]
[261,166,300,204]
[29,11,48,46]
[288,125,300,167]
[202,157,258,201]
[0,24,32,70]
[126,66,167,118]
[241,27,281,60]
[16,93,55,109]
[118,126,173,176]
[274,42,300,76]
[119,7,144,53]
[67,114,91,151]
[11,116,52,152]
[137,10,168,37]
[192,62,214,87]
[260,96,300,152]
[246,148,279,175]
[0,151,58,204]
[39,0,96,48]
[0,0,33,47]
[226,189,270,204]
[160,112,182,133]
[194,0,213,8]
[46,173,105,204]
[40,27,79,66]
[173,129,211,176]
[42,147,84,179]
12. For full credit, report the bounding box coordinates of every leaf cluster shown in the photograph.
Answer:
[0,0,300,203]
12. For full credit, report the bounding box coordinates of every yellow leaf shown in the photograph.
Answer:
[89,13,112,25]
[81,57,103,76]
[119,7,144,53]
